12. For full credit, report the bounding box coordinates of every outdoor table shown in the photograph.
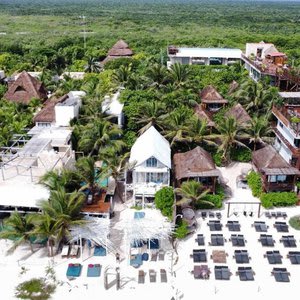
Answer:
[230,234,245,247]
[195,234,205,246]
[288,251,300,264]
[237,267,254,281]
[254,221,268,232]
[259,234,274,247]
[214,266,230,280]
[272,268,290,282]
[192,249,207,263]
[234,250,249,264]
[210,234,225,246]
[193,265,210,279]
[281,235,297,248]
[265,251,282,264]
[212,250,227,263]
[274,222,289,233]
[227,221,240,232]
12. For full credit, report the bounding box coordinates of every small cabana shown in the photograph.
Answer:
[200,85,228,112]
[194,105,215,129]
[252,145,300,192]
[225,103,252,126]
[173,146,220,193]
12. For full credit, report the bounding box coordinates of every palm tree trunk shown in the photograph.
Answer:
[29,241,34,253]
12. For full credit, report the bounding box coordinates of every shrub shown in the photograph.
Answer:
[213,152,223,167]
[289,215,300,230]
[230,147,252,162]
[260,192,298,208]
[154,187,174,220]
[247,171,263,197]
[195,184,225,209]
[174,220,189,239]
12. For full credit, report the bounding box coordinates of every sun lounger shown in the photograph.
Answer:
[87,264,101,277]
[237,267,254,281]
[214,266,231,280]
[265,251,282,264]
[130,254,143,268]
[201,212,207,219]
[151,252,158,261]
[265,212,271,218]
[195,234,205,246]
[288,252,300,264]
[272,268,290,282]
[138,270,145,284]
[61,245,70,258]
[149,269,156,283]
[160,269,167,283]
[69,245,80,258]
[66,263,82,278]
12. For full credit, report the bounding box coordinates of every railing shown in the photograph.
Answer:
[263,181,295,192]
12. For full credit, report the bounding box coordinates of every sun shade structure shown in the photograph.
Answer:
[200,85,228,104]
[194,105,215,127]
[225,103,252,125]
[4,71,47,105]
[102,39,133,64]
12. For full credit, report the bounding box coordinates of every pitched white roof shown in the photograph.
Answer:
[174,48,242,59]
[129,126,171,168]
[102,91,124,115]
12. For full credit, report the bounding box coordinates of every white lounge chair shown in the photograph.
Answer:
[61,245,70,258]
[69,245,80,258]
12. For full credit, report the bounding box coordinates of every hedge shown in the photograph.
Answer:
[154,186,174,220]
[247,171,263,197]
[260,192,298,208]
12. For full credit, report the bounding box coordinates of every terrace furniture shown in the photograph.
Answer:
[233,250,250,264]
[287,251,300,264]
[280,235,297,248]
[211,250,227,264]
[87,264,101,277]
[237,267,255,281]
[253,221,268,232]
[138,270,145,284]
[149,269,156,283]
[61,245,70,258]
[214,266,231,280]
[265,212,271,218]
[207,220,223,231]
[258,234,275,247]
[66,263,82,278]
[226,221,241,232]
[201,212,207,219]
[209,234,226,246]
[209,212,215,218]
[160,269,167,283]
[142,253,149,261]
[274,222,289,233]
[93,245,106,256]
[271,268,290,282]
[192,265,210,279]
[130,254,143,268]
[264,251,282,264]
[158,250,165,261]
[271,212,277,218]
[195,234,205,246]
[151,251,158,261]
[216,212,222,219]
[69,245,80,258]
[191,249,207,263]
[276,212,287,219]
[230,234,246,247]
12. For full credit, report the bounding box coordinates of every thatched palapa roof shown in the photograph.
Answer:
[102,39,133,64]
[226,103,251,125]
[4,71,47,105]
[200,85,228,104]
[34,94,68,123]
[194,105,215,127]
[252,145,300,176]
[173,146,220,180]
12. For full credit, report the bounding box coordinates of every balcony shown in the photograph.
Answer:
[272,106,300,135]
[263,181,295,193]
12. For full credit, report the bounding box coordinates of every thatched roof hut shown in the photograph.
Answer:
[102,39,133,64]
[200,85,228,104]
[226,103,251,125]
[194,105,215,127]
[4,71,47,105]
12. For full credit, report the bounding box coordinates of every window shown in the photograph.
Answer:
[279,122,283,128]
[294,139,300,148]
[146,173,164,183]
[268,175,287,183]
[146,157,157,167]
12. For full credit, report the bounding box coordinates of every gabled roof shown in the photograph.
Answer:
[102,91,124,115]
[4,71,48,104]
[194,105,215,127]
[129,126,171,168]
[252,145,300,176]
[107,39,133,57]
[173,146,220,180]
[226,104,251,125]
[34,95,68,123]
[200,85,228,104]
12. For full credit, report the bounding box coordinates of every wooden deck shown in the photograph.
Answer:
[81,192,110,214]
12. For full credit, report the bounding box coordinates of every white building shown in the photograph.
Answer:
[101,90,124,128]
[167,46,242,67]
[60,72,85,80]
[125,126,171,206]
[0,70,5,80]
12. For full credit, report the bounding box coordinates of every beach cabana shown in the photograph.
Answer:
[200,85,228,112]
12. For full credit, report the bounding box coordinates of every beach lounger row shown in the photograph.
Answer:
[265,211,287,219]
[138,269,167,284]
[61,245,80,258]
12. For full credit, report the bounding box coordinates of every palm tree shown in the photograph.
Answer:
[84,56,102,73]
[146,63,169,87]
[242,116,273,151]
[112,64,132,86]
[215,117,249,161]
[0,212,35,254]
[169,63,190,87]
[175,180,212,209]
[38,187,86,243]
[78,119,124,156]
[134,101,167,134]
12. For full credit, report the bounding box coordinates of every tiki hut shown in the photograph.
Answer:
[102,39,133,64]
[4,71,47,105]
[225,103,251,126]
[173,146,220,193]
[252,145,300,192]
[194,105,215,128]
[200,85,228,112]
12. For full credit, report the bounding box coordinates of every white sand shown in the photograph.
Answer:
[1,162,300,300]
